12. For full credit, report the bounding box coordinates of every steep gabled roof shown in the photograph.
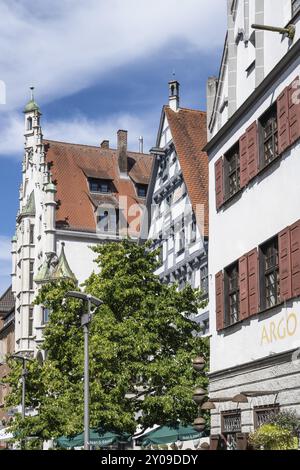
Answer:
[0,286,15,317]
[44,140,153,235]
[164,106,209,237]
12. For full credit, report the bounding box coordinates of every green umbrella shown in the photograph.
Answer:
[140,424,206,446]
[56,429,131,449]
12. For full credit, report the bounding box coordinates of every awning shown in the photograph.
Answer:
[56,429,131,449]
[137,424,207,446]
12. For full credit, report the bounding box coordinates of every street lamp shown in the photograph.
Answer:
[65,291,103,451]
[192,356,208,434]
[10,353,33,449]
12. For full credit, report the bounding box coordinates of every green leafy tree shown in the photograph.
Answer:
[5,241,208,443]
[249,423,297,450]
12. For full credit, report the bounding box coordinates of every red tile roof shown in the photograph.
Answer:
[45,140,153,236]
[164,107,209,237]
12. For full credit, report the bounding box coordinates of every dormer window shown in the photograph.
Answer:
[136,184,148,198]
[89,178,111,194]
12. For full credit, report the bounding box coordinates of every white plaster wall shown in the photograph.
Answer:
[209,58,300,372]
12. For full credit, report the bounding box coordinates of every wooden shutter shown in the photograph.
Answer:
[215,271,224,331]
[247,121,259,180]
[210,434,220,451]
[248,248,259,316]
[277,87,290,154]
[288,77,300,145]
[279,228,292,301]
[290,220,300,298]
[215,157,224,210]
[239,256,249,320]
[239,133,249,188]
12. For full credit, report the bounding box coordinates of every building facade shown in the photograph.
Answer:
[0,286,15,446]
[206,0,300,449]
[145,81,209,332]
[12,92,153,357]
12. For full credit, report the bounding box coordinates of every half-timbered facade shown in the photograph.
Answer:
[145,82,209,332]
[206,0,300,449]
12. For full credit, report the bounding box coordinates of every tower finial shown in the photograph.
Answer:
[30,86,35,101]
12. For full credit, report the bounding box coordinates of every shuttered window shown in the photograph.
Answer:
[260,237,280,310]
[225,262,239,326]
[259,104,278,168]
[224,144,240,199]
[248,248,259,316]
[290,220,300,298]
[215,156,224,210]
[215,271,224,331]
[279,228,292,301]
[288,77,300,145]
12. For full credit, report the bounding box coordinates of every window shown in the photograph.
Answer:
[157,244,164,266]
[42,307,50,325]
[29,261,34,290]
[28,308,34,337]
[225,262,239,326]
[200,265,209,297]
[98,211,109,232]
[190,219,197,244]
[221,410,241,450]
[225,144,240,199]
[260,237,280,309]
[259,104,278,168]
[29,224,34,244]
[254,405,279,429]
[89,178,111,193]
[176,222,185,254]
[136,184,147,198]
[292,0,300,16]
[27,117,33,131]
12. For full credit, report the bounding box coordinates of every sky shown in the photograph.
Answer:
[0,0,227,294]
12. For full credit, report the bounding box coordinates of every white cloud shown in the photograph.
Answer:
[0,110,156,156]
[0,0,226,111]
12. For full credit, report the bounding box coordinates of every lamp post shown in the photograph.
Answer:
[11,354,33,448]
[192,357,209,435]
[65,291,103,451]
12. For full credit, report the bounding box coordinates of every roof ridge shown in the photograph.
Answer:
[0,285,12,300]
[165,106,206,115]
[44,139,150,156]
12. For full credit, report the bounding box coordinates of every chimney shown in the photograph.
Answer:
[117,129,128,176]
[169,80,180,112]
[139,136,144,153]
[100,140,109,149]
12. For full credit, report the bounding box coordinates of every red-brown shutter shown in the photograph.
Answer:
[239,133,249,188]
[215,271,224,331]
[210,435,220,451]
[279,228,292,301]
[290,220,300,298]
[247,121,259,180]
[277,87,290,154]
[248,248,259,316]
[239,256,249,320]
[215,157,224,210]
[288,76,300,145]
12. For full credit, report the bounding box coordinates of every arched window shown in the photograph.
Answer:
[27,117,33,131]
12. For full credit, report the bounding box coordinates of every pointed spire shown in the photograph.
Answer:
[50,243,77,282]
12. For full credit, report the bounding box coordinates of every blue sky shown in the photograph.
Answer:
[0,0,227,293]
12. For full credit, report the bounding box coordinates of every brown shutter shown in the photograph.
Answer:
[277,87,290,154]
[239,256,249,320]
[288,76,300,145]
[210,435,220,451]
[279,228,292,301]
[215,271,224,331]
[248,248,259,316]
[290,220,300,298]
[239,133,249,188]
[215,157,224,210]
[247,121,259,180]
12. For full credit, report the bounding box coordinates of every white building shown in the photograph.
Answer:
[11,91,153,358]
[206,0,300,450]
[145,81,209,332]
